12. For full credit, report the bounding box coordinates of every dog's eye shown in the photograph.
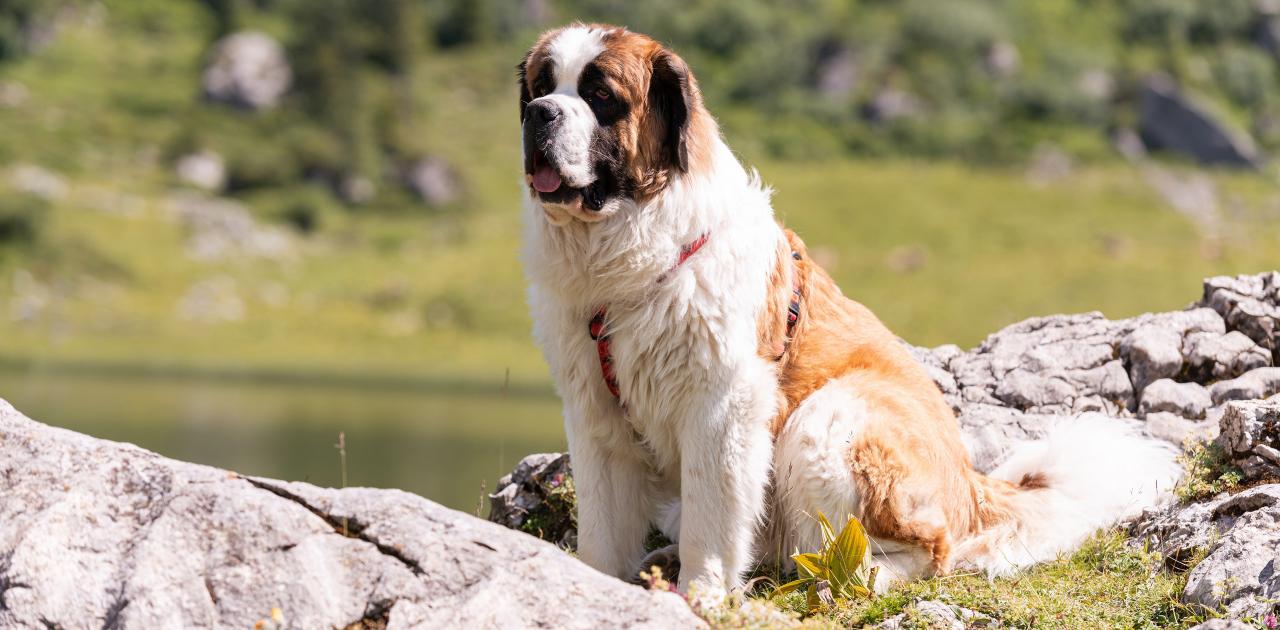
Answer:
[592,88,611,102]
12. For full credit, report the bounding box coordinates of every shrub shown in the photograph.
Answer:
[0,193,48,248]
[1214,45,1276,109]
[900,0,1008,56]
[773,513,877,614]
[1177,440,1243,503]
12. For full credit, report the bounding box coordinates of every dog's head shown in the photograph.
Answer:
[519,24,712,225]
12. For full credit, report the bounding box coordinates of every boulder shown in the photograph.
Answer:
[174,150,226,192]
[1209,368,1280,405]
[1202,272,1280,365]
[1144,411,1218,445]
[1134,310,1227,389]
[862,89,924,124]
[1183,331,1271,382]
[812,42,860,100]
[202,31,292,111]
[983,41,1019,78]
[1140,379,1212,420]
[487,452,576,550]
[0,399,703,629]
[876,599,995,629]
[1138,74,1262,169]
[1218,395,1280,481]
[403,157,462,208]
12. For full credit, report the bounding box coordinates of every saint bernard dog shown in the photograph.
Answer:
[518,23,1181,598]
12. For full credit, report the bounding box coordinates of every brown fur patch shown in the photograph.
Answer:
[764,229,1031,573]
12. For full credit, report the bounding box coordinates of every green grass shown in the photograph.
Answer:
[707,531,1208,629]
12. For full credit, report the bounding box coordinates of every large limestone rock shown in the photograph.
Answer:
[0,400,703,629]
[1138,74,1263,169]
[202,31,292,111]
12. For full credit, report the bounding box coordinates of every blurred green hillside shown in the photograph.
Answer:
[0,0,1278,390]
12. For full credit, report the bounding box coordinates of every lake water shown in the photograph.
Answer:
[0,368,567,513]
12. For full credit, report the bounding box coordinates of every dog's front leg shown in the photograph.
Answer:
[566,406,654,581]
[676,365,775,598]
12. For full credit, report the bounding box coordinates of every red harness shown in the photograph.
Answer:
[588,235,802,401]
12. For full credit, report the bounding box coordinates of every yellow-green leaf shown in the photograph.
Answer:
[793,552,827,580]
[816,511,837,548]
[772,578,808,597]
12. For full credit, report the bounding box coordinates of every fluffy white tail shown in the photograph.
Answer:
[953,414,1183,576]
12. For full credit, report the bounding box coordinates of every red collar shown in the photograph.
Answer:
[588,234,803,402]
[657,232,710,284]
[590,233,710,399]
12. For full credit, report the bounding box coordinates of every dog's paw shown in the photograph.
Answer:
[630,543,680,586]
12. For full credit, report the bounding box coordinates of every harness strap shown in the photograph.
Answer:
[590,235,804,401]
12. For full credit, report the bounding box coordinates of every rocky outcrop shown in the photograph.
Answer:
[1134,477,1280,620]
[169,193,295,263]
[0,400,704,629]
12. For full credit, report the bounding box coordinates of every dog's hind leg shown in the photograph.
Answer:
[772,380,869,561]
[772,378,946,589]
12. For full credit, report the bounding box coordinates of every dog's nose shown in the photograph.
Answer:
[528,100,560,126]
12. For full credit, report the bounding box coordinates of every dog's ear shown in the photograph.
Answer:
[649,49,698,173]
[517,55,533,124]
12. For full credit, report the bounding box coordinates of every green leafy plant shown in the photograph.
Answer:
[773,512,877,613]
[1177,440,1243,503]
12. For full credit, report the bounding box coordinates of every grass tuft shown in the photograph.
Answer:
[1177,440,1243,503]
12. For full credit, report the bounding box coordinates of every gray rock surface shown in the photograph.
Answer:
[876,599,996,629]
[1138,73,1262,168]
[1144,411,1218,445]
[1189,620,1256,630]
[403,157,462,208]
[202,31,292,111]
[1210,367,1280,405]
[175,150,226,192]
[1219,395,1280,482]
[1141,379,1213,419]
[1134,484,1280,619]
[1204,272,1280,365]
[0,399,704,630]
[487,452,576,550]
[169,193,295,263]
[1185,331,1271,382]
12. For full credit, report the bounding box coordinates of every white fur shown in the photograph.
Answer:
[952,413,1182,576]
[532,26,608,189]
[525,120,784,594]
[771,379,934,589]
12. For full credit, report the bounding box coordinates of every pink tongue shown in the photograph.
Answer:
[532,165,562,193]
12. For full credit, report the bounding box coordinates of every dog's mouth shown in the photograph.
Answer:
[525,149,607,212]
[529,150,563,194]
